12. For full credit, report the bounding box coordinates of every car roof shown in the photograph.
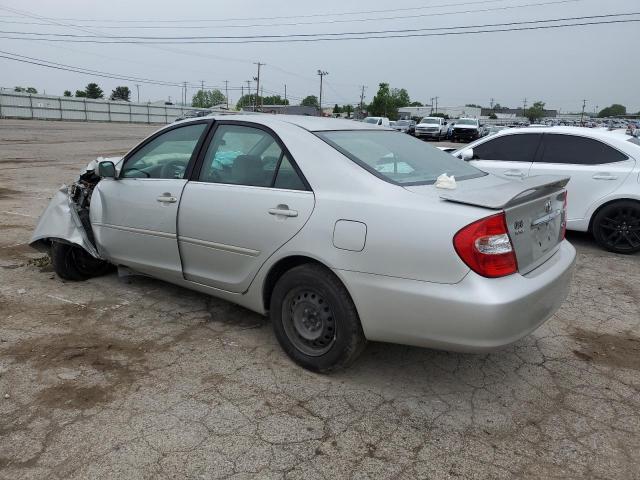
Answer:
[176,113,391,132]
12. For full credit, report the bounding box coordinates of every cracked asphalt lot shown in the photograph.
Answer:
[1,119,639,479]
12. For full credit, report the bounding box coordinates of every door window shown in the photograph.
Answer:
[472,134,542,162]
[121,123,207,179]
[539,134,628,165]
[199,124,307,190]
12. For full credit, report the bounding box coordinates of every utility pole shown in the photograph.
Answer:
[522,98,528,118]
[254,62,265,112]
[434,96,439,114]
[359,85,366,119]
[430,97,434,114]
[135,84,140,103]
[490,98,494,110]
[183,81,188,106]
[580,99,587,124]
[201,80,204,92]
[284,84,287,113]
[317,70,329,116]
[260,86,264,108]
[246,80,252,110]
[224,80,229,109]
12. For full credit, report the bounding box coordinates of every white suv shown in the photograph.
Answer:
[454,127,640,253]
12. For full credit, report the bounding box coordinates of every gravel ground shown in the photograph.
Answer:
[1,119,639,480]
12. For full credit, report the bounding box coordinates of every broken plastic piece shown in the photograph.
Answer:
[435,173,457,190]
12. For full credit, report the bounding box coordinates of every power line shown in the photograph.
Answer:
[0,15,636,44]
[0,0,586,30]
[0,0,547,23]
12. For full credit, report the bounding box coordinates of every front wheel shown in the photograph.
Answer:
[51,241,113,281]
[270,264,367,372]
[592,201,640,254]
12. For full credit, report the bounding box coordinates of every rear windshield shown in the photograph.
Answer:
[420,118,439,124]
[364,118,379,124]
[316,130,486,186]
[456,119,477,125]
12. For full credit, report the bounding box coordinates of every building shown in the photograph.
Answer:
[398,105,481,120]
[480,108,558,118]
[242,105,318,116]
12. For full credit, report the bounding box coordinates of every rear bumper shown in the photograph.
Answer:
[335,240,576,352]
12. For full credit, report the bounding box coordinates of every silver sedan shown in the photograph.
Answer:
[31,115,576,372]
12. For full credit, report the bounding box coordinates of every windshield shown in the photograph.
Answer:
[364,118,379,124]
[396,120,410,126]
[456,119,478,125]
[420,118,439,124]
[316,130,485,186]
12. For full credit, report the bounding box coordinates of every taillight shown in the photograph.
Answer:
[560,191,568,240]
[453,212,518,278]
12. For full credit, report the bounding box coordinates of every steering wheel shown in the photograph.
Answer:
[161,159,187,179]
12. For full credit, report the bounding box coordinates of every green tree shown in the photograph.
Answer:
[75,90,87,98]
[489,113,498,119]
[192,89,226,108]
[300,95,319,108]
[262,95,289,105]
[368,83,394,118]
[343,105,353,118]
[236,94,260,109]
[85,83,103,99]
[392,88,410,109]
[14,86,37,93]
[63,90,72,97]
[526,101,546,123]
[465,103,482,108]
[333,104,342,115]
[493,103,504,110]
[409,101,423,107]
[110,86,131,102]
[26,87,37,94]
[598,104,626,117]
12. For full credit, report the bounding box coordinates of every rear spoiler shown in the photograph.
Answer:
[440,175,570,210]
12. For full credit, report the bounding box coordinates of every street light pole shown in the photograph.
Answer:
[317,70,328,116]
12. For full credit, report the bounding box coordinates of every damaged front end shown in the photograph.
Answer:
[30,158,120,258]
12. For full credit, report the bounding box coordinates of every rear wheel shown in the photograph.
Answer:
[51,241,112,281]
[592,201,640,254]
[270,264,366,372]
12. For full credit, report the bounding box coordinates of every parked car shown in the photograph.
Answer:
[175,109,212,122]
[363,116,391,127]
[451,118,481,142]
[393,119,416,135]
[453,127,640,253]
[31,115,575,372]
[485,126,508,137]
[414,117,448,140]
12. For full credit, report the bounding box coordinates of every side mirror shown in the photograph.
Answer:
[98,161,117,178]
[460,149,474,161]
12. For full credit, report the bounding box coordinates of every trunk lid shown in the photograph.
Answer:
[407,175,569,275]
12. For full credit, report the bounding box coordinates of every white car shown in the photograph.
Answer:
[454,127,640,253]
[414,117,448,140]
[362,116,390,127]
[31,115,575,371]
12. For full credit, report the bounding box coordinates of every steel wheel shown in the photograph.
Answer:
[593,201,640,254]
[281,287,336,357]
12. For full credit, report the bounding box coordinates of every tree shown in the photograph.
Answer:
[368,83,415,120]
[300,95,319,108]
[465,103,482,108]
[14,86,37,94]
[63,90,72,97]
[110,86,131,102]
[409,101,423,107]
[84,83,103,99]
[489,113,498,119]
[192,89,226,108]
[333,104,342,115]
[598,104,626,118]
[392,88,410,109]
[526,101,546,123]
[262,95,288,105]
[75,90,87,98]
[26,87,37,94]
[236,94,260,109]
[493,103,503,110]
[343,105,353,118]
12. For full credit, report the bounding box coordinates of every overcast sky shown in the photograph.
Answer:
[1,0,638,113]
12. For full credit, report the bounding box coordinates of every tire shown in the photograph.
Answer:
[270,264,367,372]
[50,241,113,281]
[592,200,640,254]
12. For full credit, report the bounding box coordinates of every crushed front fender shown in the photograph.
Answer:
[30,185,101,259]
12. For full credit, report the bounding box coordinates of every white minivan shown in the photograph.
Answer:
[363,116,391,127]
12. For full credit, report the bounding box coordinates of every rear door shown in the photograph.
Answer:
[466,133,542,179]
[92,122,209,280]
[529,133,635,223]
[178,122,315,293]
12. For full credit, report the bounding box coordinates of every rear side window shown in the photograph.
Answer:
[472,134,542,162]
[539,134,628,165]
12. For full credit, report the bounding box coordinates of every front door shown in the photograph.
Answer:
[466,133,542,179]
[177,122,315,293]
[91,122,209,280]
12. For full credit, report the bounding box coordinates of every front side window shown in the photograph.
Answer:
[317,130,485,186]
[199,124,307,190]
[121,123,207,179]
[540,134,628,165]
[472,134,542,162]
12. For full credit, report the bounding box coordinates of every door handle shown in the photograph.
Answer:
[268,205,298,218]
[592,174,618,180]
[156,194,177,203]
[504,170,525,178]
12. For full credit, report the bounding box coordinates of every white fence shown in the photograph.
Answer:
[0,91,201,124]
